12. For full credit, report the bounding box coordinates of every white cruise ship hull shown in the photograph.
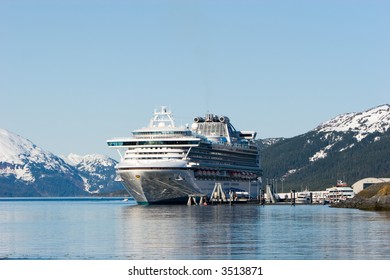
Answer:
[117,167,260,204]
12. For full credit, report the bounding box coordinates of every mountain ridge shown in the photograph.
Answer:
[0,128,122,196]
[315,104,390,134]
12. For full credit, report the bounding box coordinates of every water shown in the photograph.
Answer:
[1,198,390,260]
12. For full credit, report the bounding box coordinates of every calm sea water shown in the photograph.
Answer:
[1,198,390,260]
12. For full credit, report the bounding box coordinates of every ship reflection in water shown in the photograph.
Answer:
[118,204,390,260]
[119,205,261,259]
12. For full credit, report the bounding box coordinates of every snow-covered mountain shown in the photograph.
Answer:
[260,104,390,190]
[0,128,74,182]
[309,104,390,162]
[315,104,390,139]
[0,128,121,196]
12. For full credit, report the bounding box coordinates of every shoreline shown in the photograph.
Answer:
[331,183,390,211]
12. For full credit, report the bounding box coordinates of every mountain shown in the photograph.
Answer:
[61,153,120,194]
[259,104,390,191]
[0,128,121,196]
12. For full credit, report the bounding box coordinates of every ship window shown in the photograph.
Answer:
[107,141,123,146]
[133,131,192,136]
[109,140,198,146]
[196,123,227,137]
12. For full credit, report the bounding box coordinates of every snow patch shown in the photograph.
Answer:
[260,138,285,146]
[62,153,115,169]
[309,143,334,162]
[0,164,35,182]
[310,150,327,162]
[339,143,355,152]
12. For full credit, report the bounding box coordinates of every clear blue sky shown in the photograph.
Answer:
[1,0,389,159]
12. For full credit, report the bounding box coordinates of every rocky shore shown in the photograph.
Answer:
[332,183,390,211]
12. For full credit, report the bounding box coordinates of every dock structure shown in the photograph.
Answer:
[187,182,232,205]
[188,182,254,206]
[209,182,228,204]
[291,190,296,206]
[266,184,278,203]
[187,194,208,205]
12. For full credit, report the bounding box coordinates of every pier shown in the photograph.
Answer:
[188,182,262,206]
[187,182,330,206]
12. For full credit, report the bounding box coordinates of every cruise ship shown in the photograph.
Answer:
[107,107,262,204]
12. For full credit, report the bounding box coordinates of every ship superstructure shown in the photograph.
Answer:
[107,107,262,204]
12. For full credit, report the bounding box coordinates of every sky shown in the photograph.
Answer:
[1,0,389,160]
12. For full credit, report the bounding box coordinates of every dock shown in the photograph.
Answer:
[188,182,263,206]
[187,182,329,206]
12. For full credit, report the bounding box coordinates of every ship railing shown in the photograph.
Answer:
[211,142,258,152]
[134,135,196,139]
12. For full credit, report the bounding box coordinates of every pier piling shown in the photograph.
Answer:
[187,194,208,205]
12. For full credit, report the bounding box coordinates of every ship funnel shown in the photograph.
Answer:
[194,117,204,123]
[219,116,230,123]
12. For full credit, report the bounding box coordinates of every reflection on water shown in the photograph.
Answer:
[118,205,390,260]
[1,200,390,259]
[119,205,264,259]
